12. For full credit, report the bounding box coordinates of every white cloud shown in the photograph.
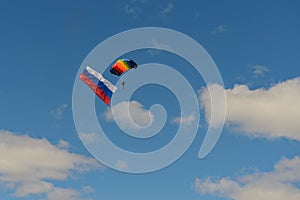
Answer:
[0,130,101,198]
[210,25,230,34]
[160,2,174,16]
[199,77,300,141]
[104,101,153,130]
[253,65,269,77]
[194,156,300,200]
[51,104,68,120]
[199,84,226,129]
[172,113,196,125]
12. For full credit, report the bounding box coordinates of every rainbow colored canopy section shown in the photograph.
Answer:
[110,59,137,76]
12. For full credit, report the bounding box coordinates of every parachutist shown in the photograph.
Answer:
[80,59,138,106]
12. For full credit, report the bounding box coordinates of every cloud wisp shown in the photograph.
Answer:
[172,113,196,125]
[51,104,68,120]
[123,0,148,18]
[253,65,270,77]
[210,25,230,34]
[160,2,174,17]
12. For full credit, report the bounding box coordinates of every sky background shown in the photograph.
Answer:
[1,0,300,200]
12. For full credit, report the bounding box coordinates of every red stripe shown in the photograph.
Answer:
[80,74,111,105]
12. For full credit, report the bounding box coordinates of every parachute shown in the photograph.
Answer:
[79,59,137,105]
[110,59,137,76]
[80,66,117,105]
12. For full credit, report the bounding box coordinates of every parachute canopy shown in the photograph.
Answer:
[80,66,117,105]
[110,59,137,76]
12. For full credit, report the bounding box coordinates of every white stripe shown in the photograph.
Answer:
[86,66,118,93]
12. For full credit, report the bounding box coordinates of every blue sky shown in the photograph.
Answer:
[1,0,300,199]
